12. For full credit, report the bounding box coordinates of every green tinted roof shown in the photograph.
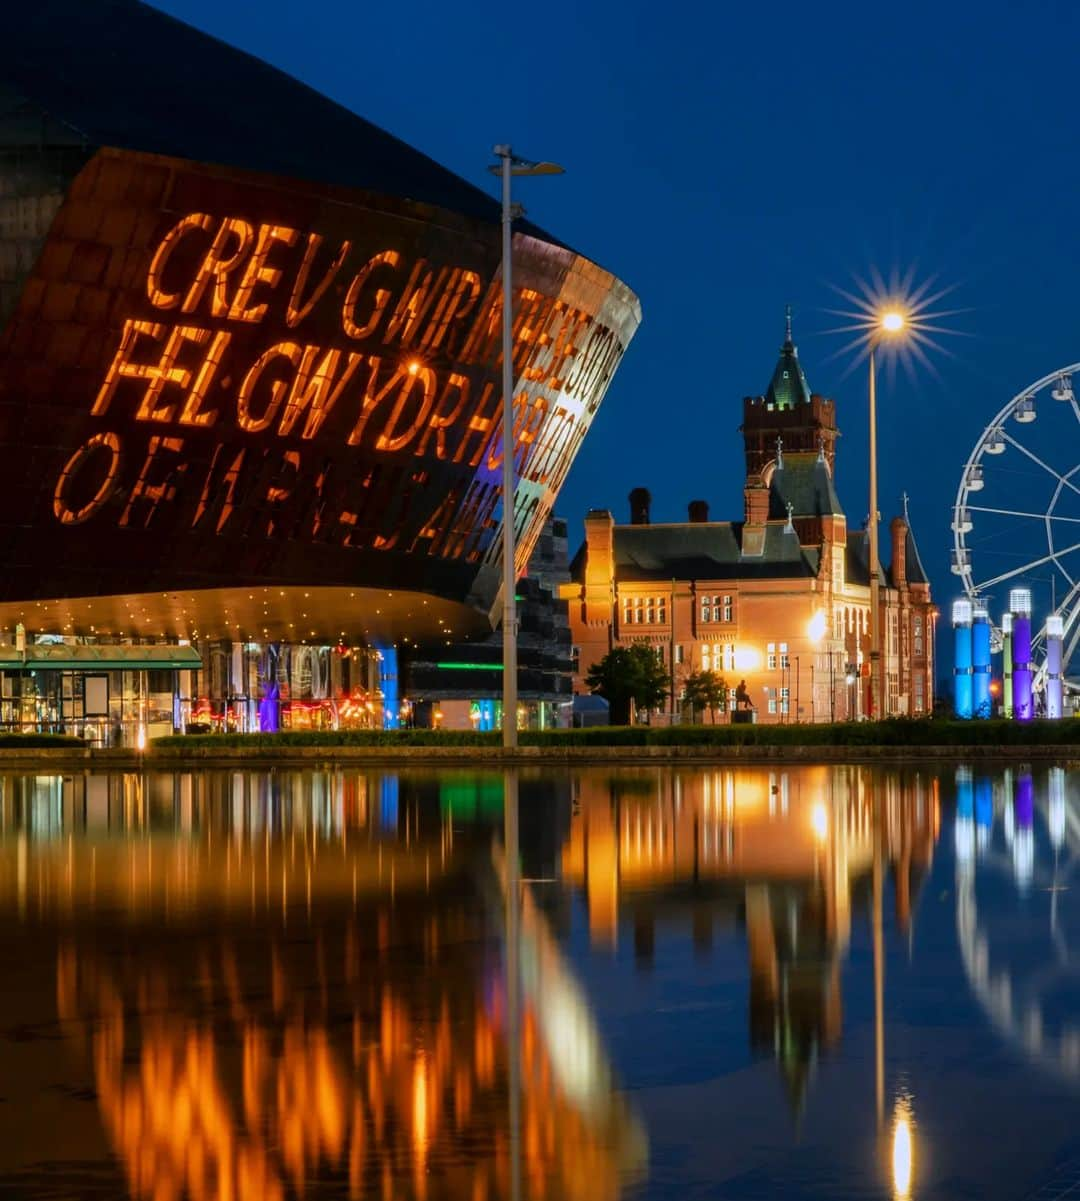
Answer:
[0,644,202,671]
[764,309,812,411]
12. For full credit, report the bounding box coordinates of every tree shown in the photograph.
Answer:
[586,643,670,725]
[683,670,728,724]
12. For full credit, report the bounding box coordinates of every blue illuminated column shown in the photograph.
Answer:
[377,645,399,729]
[1046,613,1064,719]
[952,599,973,719]
[1002,612,1013,720]
[1010,588,1033,722]
[972,602,992,719]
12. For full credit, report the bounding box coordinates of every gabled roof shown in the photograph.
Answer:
[905,524,930,586]
[1,0,552,239]
[851,522,932,591]
[847,530,871,588]
[764,310,812,410]
[769,453,844,521]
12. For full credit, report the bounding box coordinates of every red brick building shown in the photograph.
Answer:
[561,317,935,722]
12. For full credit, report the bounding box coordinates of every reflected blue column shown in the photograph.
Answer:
[955,766,974,869]
[953,600,973,719]
[975,775,993,856]
[379,776,399,831]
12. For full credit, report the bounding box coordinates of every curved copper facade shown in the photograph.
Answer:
[0,146,640,641]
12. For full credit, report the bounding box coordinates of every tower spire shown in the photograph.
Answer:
[784,303,793,348]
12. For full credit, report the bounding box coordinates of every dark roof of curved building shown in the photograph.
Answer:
[2,0,552,238]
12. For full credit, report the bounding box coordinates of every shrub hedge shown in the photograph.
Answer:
[149,719,1080,751]
[0,733,87,748]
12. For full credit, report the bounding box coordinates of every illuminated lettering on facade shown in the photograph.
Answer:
[45,202,632,577]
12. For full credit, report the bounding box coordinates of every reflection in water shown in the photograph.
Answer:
[892,1093,914,1200]
[956,764,1080,1087]
[8,763,1080,1199]
[561,766,938,1113]
[0,768,643,1200]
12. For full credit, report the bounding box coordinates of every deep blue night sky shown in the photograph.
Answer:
[154,0,1080,607]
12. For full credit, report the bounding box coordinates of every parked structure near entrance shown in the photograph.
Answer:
[561,318,935,722]
[0,0,639,741]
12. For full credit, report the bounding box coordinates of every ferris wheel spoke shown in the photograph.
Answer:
[1055,583,1080,630]
[1001,432,1080,499]
[968,505,1080,525]
[977,537,1080,591]
[1063,621,1080,674]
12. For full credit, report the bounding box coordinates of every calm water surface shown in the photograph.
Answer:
[0,763,1077,1200]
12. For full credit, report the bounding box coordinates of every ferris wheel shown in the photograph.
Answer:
[952,362,1080,685]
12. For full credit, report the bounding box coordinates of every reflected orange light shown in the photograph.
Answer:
[413,1050,429,1165]
[811,802,829,842]
[892,1095,914,1199]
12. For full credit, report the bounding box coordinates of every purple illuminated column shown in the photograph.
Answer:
[1002,612,1013,719]
[1046,613,1064,719]
[972,602,992,718]
[952,599,973,719]
[1010,588,1033,722]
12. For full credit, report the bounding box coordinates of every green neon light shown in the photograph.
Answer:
[435,661,502,670]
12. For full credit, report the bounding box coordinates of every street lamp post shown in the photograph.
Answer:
[868,341,882,721]
[867,309,905,722]
[489,147,563,749]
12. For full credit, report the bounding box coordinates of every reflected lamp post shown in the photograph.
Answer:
[489,147,564,749]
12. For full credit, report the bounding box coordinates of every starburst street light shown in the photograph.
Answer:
[825,267,966,381]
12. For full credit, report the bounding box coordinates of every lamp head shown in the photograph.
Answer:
[880,309,905,335]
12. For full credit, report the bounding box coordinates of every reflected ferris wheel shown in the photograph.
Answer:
[955,767,1080,1087]
[952,363,1080,680]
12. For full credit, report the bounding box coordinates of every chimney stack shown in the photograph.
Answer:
[890,516,907,586]
[583,509,615,625]
[688,499,709,523]
[629,487,651,525]
[743,474,769,525]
